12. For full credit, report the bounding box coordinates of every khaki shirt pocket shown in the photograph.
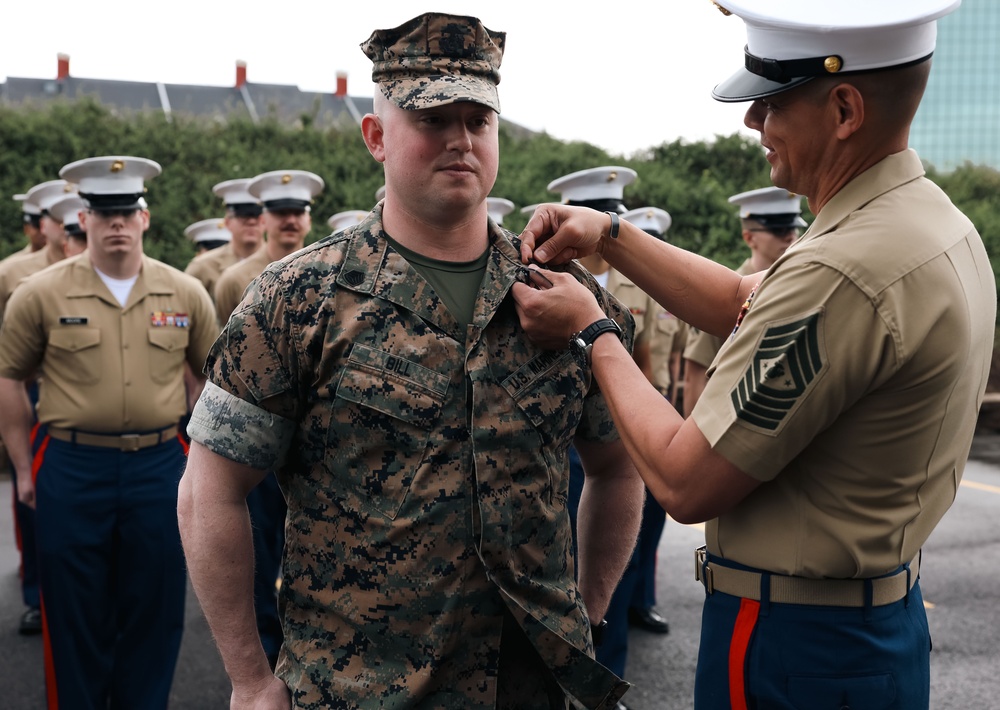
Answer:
[329,351,447,520]
[47,327,103,384]
[147,328,190,384]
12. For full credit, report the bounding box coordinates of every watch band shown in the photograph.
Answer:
[569,317,622,363]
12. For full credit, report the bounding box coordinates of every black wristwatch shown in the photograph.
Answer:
[569,318,623,363]
[591,618,608,646]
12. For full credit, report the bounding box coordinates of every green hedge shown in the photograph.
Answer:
[3,98,998,307]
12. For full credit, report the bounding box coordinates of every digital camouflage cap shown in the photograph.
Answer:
[361,12,505,112]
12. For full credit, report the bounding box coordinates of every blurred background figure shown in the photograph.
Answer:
[682,187,806,416]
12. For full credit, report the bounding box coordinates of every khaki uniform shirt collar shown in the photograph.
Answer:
[800,149,925,243]
[67,254,177,310]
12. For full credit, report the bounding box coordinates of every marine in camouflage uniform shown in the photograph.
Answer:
[179,12,644,710]
[188,206,635,707]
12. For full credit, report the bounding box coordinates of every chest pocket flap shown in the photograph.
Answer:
[49,327,101,353]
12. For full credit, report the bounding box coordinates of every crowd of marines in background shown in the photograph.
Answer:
[0,155,802,704]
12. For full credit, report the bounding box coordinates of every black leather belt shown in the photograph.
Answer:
[47,425,179,452]
[695,546,919,607]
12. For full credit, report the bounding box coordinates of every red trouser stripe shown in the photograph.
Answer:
[728,598,760,710]
[31,434,50,485]
[176,432,190,456]
[41,597,58,710]
[32,434,58,709]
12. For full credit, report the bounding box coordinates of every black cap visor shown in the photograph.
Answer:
[748,213,808,229]
[228,202,264,218]
[263,199,310,213]
[712,66,813,103]
[81,192,146,211]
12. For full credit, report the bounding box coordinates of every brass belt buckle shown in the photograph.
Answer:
[120,434,141,452]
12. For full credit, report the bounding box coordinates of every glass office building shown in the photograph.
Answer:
[910,0,1000,172]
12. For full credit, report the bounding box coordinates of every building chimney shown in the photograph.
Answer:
[57,53,70,80]
[335,71,348,98]
[235,60,247,89]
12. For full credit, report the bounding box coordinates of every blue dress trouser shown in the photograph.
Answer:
[246,471,286,666]
[694,552,930,710]
[33,429,187,710]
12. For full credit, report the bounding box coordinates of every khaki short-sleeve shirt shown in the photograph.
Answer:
[214,246,273,325]
[0,254,218,432]
[185,242,240,304]
[693,151,996,579]
[0,248,60,324]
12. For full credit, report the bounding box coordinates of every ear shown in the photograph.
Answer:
[831,83,864,140]
[140,209,151,231]
[741,229,755,249]
[361,113,386,163]
[78,210,89,232]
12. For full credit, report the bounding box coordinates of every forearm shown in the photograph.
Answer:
[177,447,273,690]
[574,439,645,622]
[601,220,750,339]
[0,377,36,476]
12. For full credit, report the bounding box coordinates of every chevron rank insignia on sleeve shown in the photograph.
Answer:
[730,311,824,431]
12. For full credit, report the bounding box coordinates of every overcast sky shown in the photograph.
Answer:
[1,1,757,156]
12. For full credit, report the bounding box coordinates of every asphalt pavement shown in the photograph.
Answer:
[1,435,999,709]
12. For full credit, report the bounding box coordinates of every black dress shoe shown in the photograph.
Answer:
[18,608,42,636]
[628,606,670,634]
[615,702,629,710]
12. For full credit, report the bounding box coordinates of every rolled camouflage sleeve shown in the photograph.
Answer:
[188,270,300,468]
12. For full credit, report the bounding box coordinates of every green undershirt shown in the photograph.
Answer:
[384,234,489,329]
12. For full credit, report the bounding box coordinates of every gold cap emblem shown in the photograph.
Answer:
[712,1,732,16]
[281,174,292,184]
[110,160,125,173]
[607,171,618,183]
[824,56,843,73]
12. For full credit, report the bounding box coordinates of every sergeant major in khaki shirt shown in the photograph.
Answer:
[512,3,994,708]
[0,155,217,709]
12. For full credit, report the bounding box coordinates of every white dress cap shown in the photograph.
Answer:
[25,180,78,214]
[212,178,259,207]
[248,170,325,210]
[14,193,42,217]
[327,210,369,232]
[487,197,515,226]
[729,186,807,228]
[712,0,962,102]
[184,218,232,244]
[547,166,638,202]
[622,206,672,237]
[47,194,88,228]
[59,156,161,209]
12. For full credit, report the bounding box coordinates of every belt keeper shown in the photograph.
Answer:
[604,211,620,240]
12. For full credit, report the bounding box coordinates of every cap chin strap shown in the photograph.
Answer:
[745,47,935,84]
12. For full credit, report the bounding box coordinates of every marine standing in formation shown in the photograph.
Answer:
[0,156,218,709]
[682,186,805,416]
